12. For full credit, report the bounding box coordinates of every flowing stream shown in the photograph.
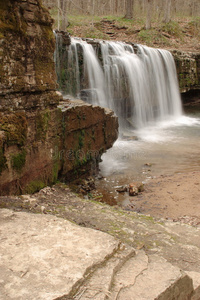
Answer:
[55,36,200,207]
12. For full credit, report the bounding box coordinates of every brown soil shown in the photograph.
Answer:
[71,18,200,53]
[125,171,200,225]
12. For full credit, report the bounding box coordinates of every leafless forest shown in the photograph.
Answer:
[43,0,200,17]
[43,0,200,31]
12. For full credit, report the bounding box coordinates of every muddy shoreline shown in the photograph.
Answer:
[1,170,200,228]
[122,171,200,226]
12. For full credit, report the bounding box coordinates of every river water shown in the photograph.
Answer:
[54,35,200,207]
[96,105,200,206]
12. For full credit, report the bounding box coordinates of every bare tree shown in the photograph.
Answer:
[163,0,172,23]
[42,0,200,26]
[57,0,60,30]
[56,0,68,30]
[125,0,134,19]
[60,0,68,30]
[146,0,153,30]
[115,0,119,14]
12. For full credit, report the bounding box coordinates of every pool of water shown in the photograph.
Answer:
[96,106,200,206]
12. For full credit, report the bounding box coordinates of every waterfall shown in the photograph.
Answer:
[55,35,182,130]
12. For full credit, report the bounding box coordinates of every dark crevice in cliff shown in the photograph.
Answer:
[181,89,200,106]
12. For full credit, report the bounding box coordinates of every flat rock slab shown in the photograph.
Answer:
[0,209,119,300]
[186,271,200,300]
[0,208,199,300]
[112,252,194,300]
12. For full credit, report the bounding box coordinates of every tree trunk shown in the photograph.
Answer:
[60,0,64,10]
[124,0,134,19]
[81,0,85,13]
[146,0,152,30]
[163,0,172,23]
[115,0,119,14]
[57,0,60,30]
[60,0,68,31]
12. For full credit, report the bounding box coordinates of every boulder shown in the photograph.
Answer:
[129,181,144,196]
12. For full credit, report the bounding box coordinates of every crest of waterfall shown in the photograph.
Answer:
[55,35,182,130]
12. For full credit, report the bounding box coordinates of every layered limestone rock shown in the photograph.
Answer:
[0,100,118,195]
[58,99,118,181]
[0,0,118,195]
[0,0,60,110]
[172,50,200,94]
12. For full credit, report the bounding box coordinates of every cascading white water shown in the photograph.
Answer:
[66,38,107,107]
[56,36,183,130]
[99,41,182,128]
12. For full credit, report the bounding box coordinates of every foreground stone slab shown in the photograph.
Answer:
[110,251,194,300]
[186,271,200,300]
[0,209,119,300]
[0,208,197,300]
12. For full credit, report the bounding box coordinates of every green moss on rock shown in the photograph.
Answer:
[0,112,27,146]
[36,110,50,140]
[0,148,7,174]
[11,150,26,173]
[78,130,85,149]
[0,0,27,36]
[24,180,46,194]
[52,161,59,183]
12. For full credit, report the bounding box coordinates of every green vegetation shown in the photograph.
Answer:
[138,29,169,46]
[24,180,46,194]
[11,150,26,173]
[47,8,200,51]
[0,148,7,174]
[36,110,50,140]
[0,113,27,147]
[78,130,85,149]
[0,0,27,36]
[52,161,59,183]
[91,128,95,142]
[188,17,200,37]
[161,21,183,38]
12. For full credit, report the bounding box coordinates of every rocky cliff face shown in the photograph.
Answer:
[0,0,118,195]
[0,0,60,110]
[172,50,200,94]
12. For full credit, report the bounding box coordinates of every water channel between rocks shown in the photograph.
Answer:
[95,105,200,211]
